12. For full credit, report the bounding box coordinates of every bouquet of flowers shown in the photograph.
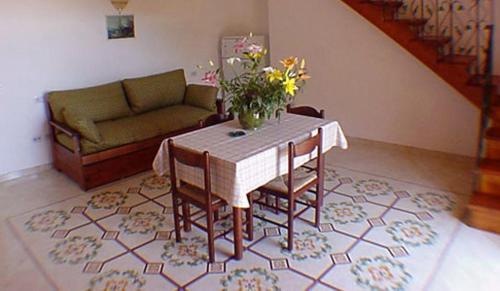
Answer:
[200,33,310,129]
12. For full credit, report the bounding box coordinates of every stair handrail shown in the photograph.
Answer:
[476,23,495,165]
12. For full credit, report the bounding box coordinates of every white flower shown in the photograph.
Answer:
[262,66,274,73]
[247,43,263,54]
[226,57,241,65]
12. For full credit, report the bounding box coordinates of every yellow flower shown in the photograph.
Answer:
[267,69,284,82]
[248,52,263,60]
[300,58,306,69]
[280,57,298,69]
[283,77,298,96]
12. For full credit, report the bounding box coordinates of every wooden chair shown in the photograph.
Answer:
[258,128,324,251]
[286,104,325,119]
[287,105,325,172]
[198,113,235,128]
[167,139,253,262]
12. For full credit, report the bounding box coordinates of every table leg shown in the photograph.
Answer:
[233,207,243,260]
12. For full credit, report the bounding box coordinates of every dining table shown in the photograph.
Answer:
[152,112,348,259]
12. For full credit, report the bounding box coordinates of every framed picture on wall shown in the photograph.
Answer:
[106,15,135,39]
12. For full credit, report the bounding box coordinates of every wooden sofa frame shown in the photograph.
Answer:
[49,100,225,190]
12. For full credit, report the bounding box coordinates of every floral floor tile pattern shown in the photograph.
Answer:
[8,168,465,291]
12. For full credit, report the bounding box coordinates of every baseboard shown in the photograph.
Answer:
[0,163,53,184]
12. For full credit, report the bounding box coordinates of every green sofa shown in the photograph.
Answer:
[48,69,223,190]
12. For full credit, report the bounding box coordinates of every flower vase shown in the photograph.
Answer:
[238,110,264,130]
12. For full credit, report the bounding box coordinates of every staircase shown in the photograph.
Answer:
[339,0,500,233]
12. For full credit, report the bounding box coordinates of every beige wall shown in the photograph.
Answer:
[268,0,480,157]
[0,0,268,176]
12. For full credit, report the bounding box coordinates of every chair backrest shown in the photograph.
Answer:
[287,128,323,193]
[287,104,325,119]
[167,139,213,204]
[198,113,235,128]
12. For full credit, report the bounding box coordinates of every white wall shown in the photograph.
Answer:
[268,0,480,157]
[0,0,268,176]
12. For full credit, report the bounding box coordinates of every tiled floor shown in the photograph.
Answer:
[1,138,499,290]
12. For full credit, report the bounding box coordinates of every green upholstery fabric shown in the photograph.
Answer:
[62,108,102,143]
[123,70,187,113]
[184,84,218,111]
[56,105,214,155]
[56,134,105,154]
[48,82,131,124]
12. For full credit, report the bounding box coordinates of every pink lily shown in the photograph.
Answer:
[233,37,248,54]
[202,71,218,87]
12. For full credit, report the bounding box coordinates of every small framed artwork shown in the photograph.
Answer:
[106,15,135,39]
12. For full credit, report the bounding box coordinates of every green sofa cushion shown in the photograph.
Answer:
[184,84,218,111]
[123,70,187,113]
[56,134,106,154]
[62,108,102,143]
[48,81,131,124]
[56,105,214,155]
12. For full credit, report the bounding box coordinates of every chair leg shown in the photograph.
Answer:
[246,194,254,241]
[182,203,191,232]
[275,197,280,214]
[288,198,294,251]
[214,210,219,221]
[315,184,321,227]
[172,195,182,242]
[207,210,215,263]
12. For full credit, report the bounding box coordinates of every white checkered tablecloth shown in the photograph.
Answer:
[153,113,348,208]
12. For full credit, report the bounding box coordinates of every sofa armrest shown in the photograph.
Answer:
[49,120,82,153]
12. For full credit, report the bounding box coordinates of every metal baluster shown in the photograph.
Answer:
[476,0,481,75]
[449,1,454,55]
[435,0,440,37]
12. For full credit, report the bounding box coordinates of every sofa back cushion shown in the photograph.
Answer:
[123,69,187,113]
[184,84,218,112]
[48,81,131,124]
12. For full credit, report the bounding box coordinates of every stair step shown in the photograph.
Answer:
[468,74,500,87]
[486,138,500,159]
[490,106,500,120]
[485,129,500,159]
[366,0,404,8]
[440,54,477,65]
[478,159,500,194]
[486,127,500,140]
[419,35,452,47]
[396,18,429,27]
[479,158,500,174]
[466,192,500,233]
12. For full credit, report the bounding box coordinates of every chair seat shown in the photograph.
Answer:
[263,170,317,194]
[178,183,226,208]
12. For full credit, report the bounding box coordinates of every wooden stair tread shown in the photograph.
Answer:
[468,192,500,210]
[479,159,500,173]
[367,0,403,8]
[440,54,477,65]
[486,127,500,140]
[419,35,452,46]
[396,18,429,26]
[468,74,500,87]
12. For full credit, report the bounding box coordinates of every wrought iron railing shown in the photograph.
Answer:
[396,0,493,75]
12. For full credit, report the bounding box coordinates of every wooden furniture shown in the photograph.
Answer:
[49,100,224,191]
[167,139,253,262]
[258,128,324,251]
[287,104,325,119]
[153,113,348,259]
[198,113,235,128]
